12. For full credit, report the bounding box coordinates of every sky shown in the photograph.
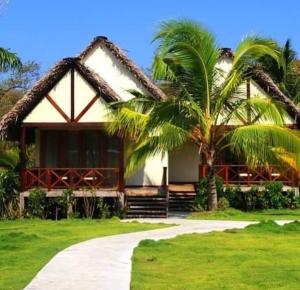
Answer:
[1,0,300,74]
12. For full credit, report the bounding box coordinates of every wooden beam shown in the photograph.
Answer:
[22,122,106,128]
[71,68,75,121]
[19,127,26,193]
[46,95,71,122]
[74,94,99,122]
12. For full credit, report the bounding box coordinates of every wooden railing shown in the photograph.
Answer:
[22,168,120,191]
[199,165,299,186]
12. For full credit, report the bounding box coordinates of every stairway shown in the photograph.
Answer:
[125,196,167,218]
[168,184,197,212]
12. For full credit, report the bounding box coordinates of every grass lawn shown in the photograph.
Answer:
[0,218,167,290]
[188,208,300,221]
[132,221,300,290]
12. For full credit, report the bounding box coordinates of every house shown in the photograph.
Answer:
[0,37,298,217]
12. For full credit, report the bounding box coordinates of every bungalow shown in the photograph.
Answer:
[0,37,298,217]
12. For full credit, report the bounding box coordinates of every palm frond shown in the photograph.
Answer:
[0,150,19,170]
[230,125,300,168]
[0,47,21,71]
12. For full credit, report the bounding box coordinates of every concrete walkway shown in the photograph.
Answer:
[25,219,260,290]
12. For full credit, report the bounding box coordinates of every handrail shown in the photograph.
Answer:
[22,168,120,191]
[199,164,298,186]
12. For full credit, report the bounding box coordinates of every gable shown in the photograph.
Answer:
[23,68,110,123]
[82,45,148,101]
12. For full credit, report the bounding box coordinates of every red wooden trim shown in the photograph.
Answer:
[119,138,124,191]
[71,68,75,121]
[46,95,71,122]
[22,122,105,128]
[23,168,120,191]
[20,127,26,191]
[74,94,99,122]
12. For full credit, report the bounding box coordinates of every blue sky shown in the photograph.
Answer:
[1,0,300,73]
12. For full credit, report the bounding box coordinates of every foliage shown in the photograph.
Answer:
[0,61,40,117]
[223,182,297,211]
[258,39,300,105]
[217,197,230,211]
[27,188,47,218]
[59,189,76,219]
[97,197,110,219]
[108,19,300,210]
[0,47,21,72]
[132,221,300,290]
[194,176,224,211]
[0,219,168,290]
[0,169,20,219]
[0,148,19,170]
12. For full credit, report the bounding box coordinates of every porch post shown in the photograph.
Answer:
[119,138,125,192]
[19,126,26,216]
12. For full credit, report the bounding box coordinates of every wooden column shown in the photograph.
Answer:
[19,126,26,216]
[119,138,125,192]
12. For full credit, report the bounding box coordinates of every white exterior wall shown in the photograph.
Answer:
[83,46,148,101]
[23,70,110,123]
[169,142,199,183]
[124,139,168,186]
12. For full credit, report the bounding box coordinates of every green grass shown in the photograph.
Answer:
[188,208,300,221]
[0,218,167,290]
[132,221,300,290]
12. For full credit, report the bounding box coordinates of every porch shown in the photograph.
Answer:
[19,125,124,193]
[199,164,299,187]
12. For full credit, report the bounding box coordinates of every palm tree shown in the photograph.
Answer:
[0,47,21,71]
[253,40,300,125]
[108,20,300,210]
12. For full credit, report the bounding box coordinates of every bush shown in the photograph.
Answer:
[218,197,230,211]
[0,169,20,219]
[264,182,284,209]
[27,188,47,218]
[194,176,224,211]
[223,182,297,211]
[282,189,297,209]
[97,197,110,219]
[59,189,76,219]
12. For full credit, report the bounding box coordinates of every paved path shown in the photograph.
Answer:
[25,219,261,290]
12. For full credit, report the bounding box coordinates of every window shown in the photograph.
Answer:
[41,130,121,168]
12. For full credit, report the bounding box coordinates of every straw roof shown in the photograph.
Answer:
[0,58,121,140]
[79,36,166,101]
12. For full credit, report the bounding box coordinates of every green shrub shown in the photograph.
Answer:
[97,197,110,219]
[223,182,297,211]
[27,188,47,218]
[264,182,284,209]
[224,186,242,209]
[59,189,76,218]
[218,197,229,211]
[194,176,224,211]
[0,169,20,219]
[281,189,297,209]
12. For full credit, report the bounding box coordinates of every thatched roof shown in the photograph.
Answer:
[0,58,121,140]
[220,48,234,59]
[79,36,166,101]
[251,68,300,127]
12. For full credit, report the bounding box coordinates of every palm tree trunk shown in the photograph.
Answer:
[206,151,218,211]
